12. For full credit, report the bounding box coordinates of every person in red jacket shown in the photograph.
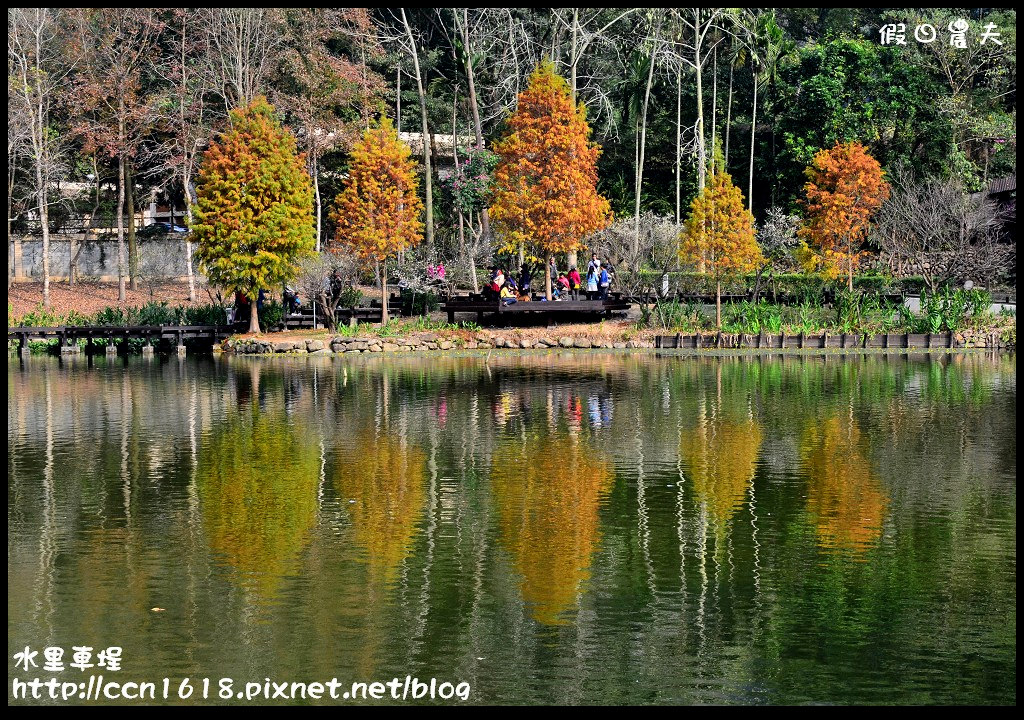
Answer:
[568,267,582,301]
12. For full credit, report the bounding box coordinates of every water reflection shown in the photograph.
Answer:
[802,413,888,556]
[197,401,320,599]
[491,432,613,625]
[334,429,427,587]
[6,352,1016,705]
[679,397,763,535]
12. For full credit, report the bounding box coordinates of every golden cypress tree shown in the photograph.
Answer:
[798,141,889,291]
[331,116,424,324]
[681,172,762,329]
[491,61,612,300]
[192,97,315,334]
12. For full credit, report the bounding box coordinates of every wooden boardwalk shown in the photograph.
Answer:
[653,331,967,350]
[8,324,234,354]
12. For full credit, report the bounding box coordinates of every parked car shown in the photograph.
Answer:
[138,221,188,237]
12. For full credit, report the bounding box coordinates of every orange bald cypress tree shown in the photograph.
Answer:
[798,142,889,291]
[491,61,612,300]
[681,172,762,329]
[331,116,423,323]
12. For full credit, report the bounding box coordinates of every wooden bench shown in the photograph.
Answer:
[277,306,389,330]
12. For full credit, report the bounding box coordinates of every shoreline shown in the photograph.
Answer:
[222,327,1013,356]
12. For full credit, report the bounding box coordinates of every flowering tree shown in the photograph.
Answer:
[330,116,423,324]
[681,171,762,329]
[491,61,612,300]
[798,141,890,291]
[439,143,497,291]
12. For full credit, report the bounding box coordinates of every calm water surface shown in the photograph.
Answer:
[7,351,1016,704]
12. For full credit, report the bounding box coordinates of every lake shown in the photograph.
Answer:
[7,351,1016,704]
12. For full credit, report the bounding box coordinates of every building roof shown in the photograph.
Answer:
[988,176,1016,194]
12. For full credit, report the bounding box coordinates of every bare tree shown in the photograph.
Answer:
[9,8,72,307]
[274,8,381,252]
[589,213,679,323]
[294,250,361,331]
[202,8,282,112]
[554,8,639,106]
[453,8,493,247]
[153,9,219,302]
[8,74,33,288]
[73,8,162,301]
[666,9,728,194]
[381,9,435,251]
[874,167,1012,292]
[754,206,801,300]
[631,14,664,257]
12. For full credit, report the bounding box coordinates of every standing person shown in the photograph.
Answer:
[587,253,599,275]
[568,266,582,301]
[548,256,558,288]
[598,262,610,300]
[586,265,598,300]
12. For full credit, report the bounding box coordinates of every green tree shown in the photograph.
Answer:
[192,96,315,333]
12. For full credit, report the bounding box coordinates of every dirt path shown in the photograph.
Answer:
[8,281,216,320]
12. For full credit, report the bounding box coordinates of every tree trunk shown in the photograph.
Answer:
[248,295,261,334]
[459,8,491,249]
[183,168,196,302]
[126,162,138,290]
[37,162,51,308]
[675,67,682,227]
[716,279,722,329]
[117,154,127,302]
[635,40,656,257]
[567,9,579,272]
[7,154,14,290]
[695,37,706,192]
[725,62,733,168]
[460,211,478,293]
[401,9,433,250]
[748,74,757,212]
[570,9,578,103]
[380,260,390,325]
[710,48,717,175]
[311,150,321,252]
[544,251,553,301]
[848,240,854,292]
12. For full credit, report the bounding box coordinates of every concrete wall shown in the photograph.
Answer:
[903,295,1016,315]
[9,235,199,282]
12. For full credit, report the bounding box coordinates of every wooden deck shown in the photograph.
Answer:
[442,294,631,324]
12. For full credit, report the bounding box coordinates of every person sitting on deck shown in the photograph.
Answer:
[500,282,517,305]
[483,268,503,301]
[557,273,571,299]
